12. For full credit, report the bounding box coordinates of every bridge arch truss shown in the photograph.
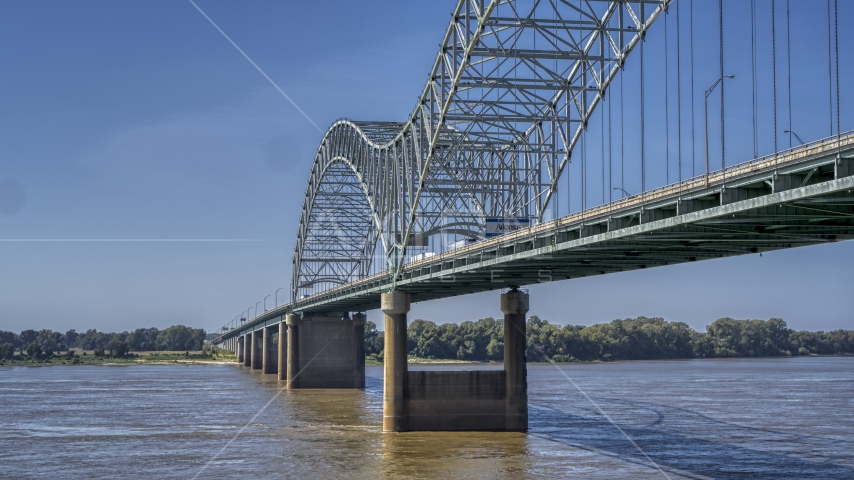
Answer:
[293,0,671,299]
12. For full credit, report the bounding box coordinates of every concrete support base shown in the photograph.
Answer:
[251,330,262,370]
[286,314,300,388]
[262,326,277,375]
[278,322,287,381]
[382,292,410,432]
[243,334,251,367]
[382,290,528,432]
[233,312,365,389]
[501,289,529,431]
[287,313,365,388]
[353,313,366,389]
[237,336,244,364]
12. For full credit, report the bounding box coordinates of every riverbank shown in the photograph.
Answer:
[4,352,840,367]
[0,351,236,366]
[365,354,477,366]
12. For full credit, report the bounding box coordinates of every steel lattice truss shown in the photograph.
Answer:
[293,0,670,299]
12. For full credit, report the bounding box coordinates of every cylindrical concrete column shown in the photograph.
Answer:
[501,289,529,431]
[353,313,367,389]
[270,327,279,375]
[381,292,410,432]
[278,322,288,381]
[243,334,251,367]
[278,322,287,381]
[286,314,301,388]
[237,336,244,363]
[251,330,262,370]
[262,326,273,374]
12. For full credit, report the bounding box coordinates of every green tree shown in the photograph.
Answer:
[25,341,42,359]
[766,318,789,352]
[76,329,112,350]
[127,328,159,351]
[0,331,16,346]
[105,339,130,357]
[364,321,383,356]
[64,329,79,347]
[156,325,206,351]
[18,330,38,349]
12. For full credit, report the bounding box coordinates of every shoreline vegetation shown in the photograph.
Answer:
[0,349,235,367]
[363,316,854,364]
[0,325,213,366]
[3,317,853,367]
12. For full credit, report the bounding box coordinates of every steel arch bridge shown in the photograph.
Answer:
[213,0,854,435]
[293,0,671,300]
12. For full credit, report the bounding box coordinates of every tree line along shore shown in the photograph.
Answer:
[2,317,852,366]
[363,316,854,363]
[0,325,216,365]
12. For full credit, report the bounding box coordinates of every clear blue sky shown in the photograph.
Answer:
[0,0,851,334]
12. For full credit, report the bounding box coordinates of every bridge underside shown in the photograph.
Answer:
[298,169,854,314]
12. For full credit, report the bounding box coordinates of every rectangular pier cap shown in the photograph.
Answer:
[381,291,411,315]
[500,290,529,315]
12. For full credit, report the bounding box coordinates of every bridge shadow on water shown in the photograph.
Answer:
[529,397,854,479]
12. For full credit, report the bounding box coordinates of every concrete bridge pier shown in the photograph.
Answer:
[278,322,287,381]
[262,326,277,375]
[243,334,251,367]
[382,292,410,432]
[237,336,244,364]
[502,289,529,431]
[381,289,528,432]
[353,313,366,389]
[251,330,262,370]
[286,314,301,388]
[230,312,365,387]
[285,312,365,388]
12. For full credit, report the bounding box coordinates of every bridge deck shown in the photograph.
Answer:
[215,133,854,342]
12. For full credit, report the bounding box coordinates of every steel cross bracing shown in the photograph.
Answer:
[293,0,671,300]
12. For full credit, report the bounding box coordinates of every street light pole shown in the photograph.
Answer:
[275,288,283,307]
[255,302,261,317]
[613,187,631,199]
[784,130,805,146]
[705,75,735,186]
[264,295,271,312]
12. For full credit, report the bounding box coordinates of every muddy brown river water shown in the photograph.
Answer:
[1,357,852,478]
